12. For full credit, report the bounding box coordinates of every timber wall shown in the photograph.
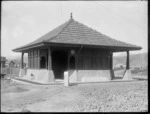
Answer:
[77,48,110,70]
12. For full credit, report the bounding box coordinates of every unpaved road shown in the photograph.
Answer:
[1,79,148,112]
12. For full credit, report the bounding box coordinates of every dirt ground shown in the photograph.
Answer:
[1,76,148,112]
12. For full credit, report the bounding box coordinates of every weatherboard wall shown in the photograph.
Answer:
[76,48,111,70]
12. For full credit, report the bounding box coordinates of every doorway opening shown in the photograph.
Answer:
[40,56,46,69]
[52,50,68,79]
[69,56,75,69]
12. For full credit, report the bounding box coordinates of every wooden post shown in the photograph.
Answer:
[21,52,24,69]
[48,48,52,70]
[30,51,32,69]
[1,62,2,74]
[38,49,40,69]
[126,51,129,70]
[28,52,30,68]
[110,53,113,70]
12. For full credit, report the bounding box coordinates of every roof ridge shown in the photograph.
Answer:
[46,18,74,42]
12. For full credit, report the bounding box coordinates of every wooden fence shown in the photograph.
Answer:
[1,68,25,76]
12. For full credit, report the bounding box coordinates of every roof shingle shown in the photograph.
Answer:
[13,18,142,52]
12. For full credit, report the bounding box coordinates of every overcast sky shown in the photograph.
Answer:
[1,1,147,58]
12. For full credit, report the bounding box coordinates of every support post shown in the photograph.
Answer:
[110,52,114,79]
[126,51,129,69]
[110,53,113,70]
[48,48,52,70]
[21,52,24,69]
[38,49,40,69]
[19,52,25,77]
[123,50,132,80]
[28,52,30,68]
[1,62,3,74]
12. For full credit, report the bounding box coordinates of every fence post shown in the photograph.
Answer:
[64,71,69,87]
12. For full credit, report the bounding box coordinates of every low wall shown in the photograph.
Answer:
[21,69,55,83]
[123,70,132,80]
[77,70,113,82]
[67,70,114,83]
[68,70,77,83]
[20,69,115,84]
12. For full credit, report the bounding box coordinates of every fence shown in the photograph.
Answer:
[2,68,21,76]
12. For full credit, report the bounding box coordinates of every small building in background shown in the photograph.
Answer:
[8,60,15,68]
[1,56,6,68]
[6,60,26,68]
[1,57,7,74]
[14,60,26,68]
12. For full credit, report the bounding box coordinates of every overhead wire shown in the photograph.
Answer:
[60,1,63,21]
[91,2,147,31]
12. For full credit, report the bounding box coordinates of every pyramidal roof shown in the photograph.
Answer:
[13,15,142,52]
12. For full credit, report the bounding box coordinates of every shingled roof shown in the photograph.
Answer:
[13,15,142,52]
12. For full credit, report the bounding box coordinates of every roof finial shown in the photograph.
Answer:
[70,12,73,19]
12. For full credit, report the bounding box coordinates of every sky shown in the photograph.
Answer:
[1,1,147,58]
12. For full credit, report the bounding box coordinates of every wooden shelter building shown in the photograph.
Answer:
[13,14,142,83]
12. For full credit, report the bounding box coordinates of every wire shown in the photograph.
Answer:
[92,2,147,30]
[59,1,63,21]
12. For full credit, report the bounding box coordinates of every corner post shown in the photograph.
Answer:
[21,52,24,69]
[126,51,129,69]
[48,47,52,70]
[47,48,55,82]
[38,49,40,69]
[19,52,25,77]
[123,50,132,80]
[110,52,114,80]
[110,53,113,70]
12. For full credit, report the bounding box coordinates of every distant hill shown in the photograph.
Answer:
[114,52,147,67]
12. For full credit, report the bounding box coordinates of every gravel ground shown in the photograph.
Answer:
[1,77,148,112]
[75,81,148,112]
[1,78,21,89]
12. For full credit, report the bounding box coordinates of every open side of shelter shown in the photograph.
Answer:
[13,13,142,84]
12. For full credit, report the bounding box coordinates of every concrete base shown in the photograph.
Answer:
[67,70,114,83]
[77,70,113,82]
[110,70,115,80]
[68,70,77,83]
[19,69,26,77]
[123,70,132,80]
[21,69,55,83]
[81,76,109,82]
[64,71,69,86]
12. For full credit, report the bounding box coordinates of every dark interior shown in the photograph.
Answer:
[52,50,68,79]
[69,56,75,69]
[40,56,46,69]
